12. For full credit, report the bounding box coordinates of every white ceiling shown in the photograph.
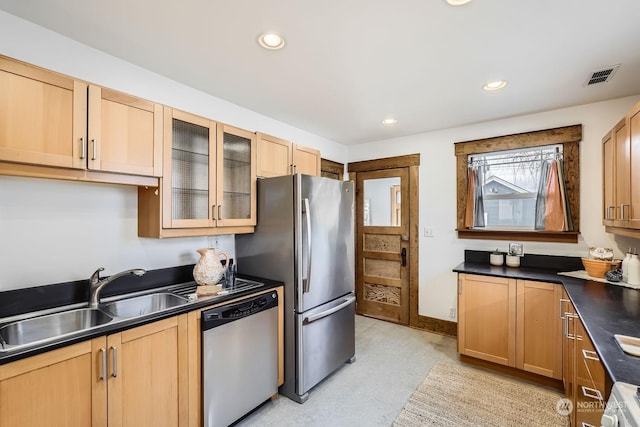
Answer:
[1,0,639,145]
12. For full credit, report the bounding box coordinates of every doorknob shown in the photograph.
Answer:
[401,248,407,266]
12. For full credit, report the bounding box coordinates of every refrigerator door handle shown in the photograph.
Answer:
[304,296,356,324]
[302,197,313,293]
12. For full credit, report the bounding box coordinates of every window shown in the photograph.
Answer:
[455,125,581,243]
[471,145,562,229]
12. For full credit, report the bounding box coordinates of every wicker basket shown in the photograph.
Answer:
[581,258,622,278]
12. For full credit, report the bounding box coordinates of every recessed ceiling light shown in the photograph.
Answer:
[446,0,472,5]
[382,118,397,125]
[482,80,508,91]
[258,33,285,50]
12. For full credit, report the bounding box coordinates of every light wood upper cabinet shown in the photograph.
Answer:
[0,55,161,186]
[87,85,162,177]
[138,108,256,238]
[603,100,640,235]
[217,124,257,227]
[458,274,564,379]
[0,55,87,170]
[257,132,292,178]
[292,144,320,176]
[457,274,517,367]
[0,341,94,427]
[256,132,320,177]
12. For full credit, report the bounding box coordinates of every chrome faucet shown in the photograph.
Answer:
[88,267,146,308]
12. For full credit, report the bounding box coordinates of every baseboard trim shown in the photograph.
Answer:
[412,315,457,338]
[459,354,564,390]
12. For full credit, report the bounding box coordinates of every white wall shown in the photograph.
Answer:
[0,11,346,290]
[347,95,640,321]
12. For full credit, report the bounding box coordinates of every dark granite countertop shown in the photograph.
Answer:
[0,265,282,365]
[454,253,640,386]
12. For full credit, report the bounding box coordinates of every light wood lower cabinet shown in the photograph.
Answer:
[560,293,607,427]
[457,274,563,379]
[0,341,94,427]
[0,315,188,427]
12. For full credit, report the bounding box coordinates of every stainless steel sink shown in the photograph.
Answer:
[0,308,113,349]
[101,292,188,318]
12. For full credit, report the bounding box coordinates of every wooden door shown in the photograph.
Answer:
[256,132,292,177]
[162,108,217,229]
[216,124,256,227]
[603,130,615,225]
[0,55,87,170]
[629,105,640,228]
[457,274,516,367]
[614,118,630,226]
[516,280,563,379]
[292,144,320,176]
[88,85,162,177]
[356,167,410,324]
[0,341,98,427]
[108,315,187,427]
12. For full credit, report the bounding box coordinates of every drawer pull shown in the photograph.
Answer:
[581,385,602,400]
[581,423,596,427]
[582,349,599,361]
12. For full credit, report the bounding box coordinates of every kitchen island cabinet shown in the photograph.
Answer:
[0,315,188,427]
[458,273,563,380]
[138,109,256,238]
[0,54,160,187]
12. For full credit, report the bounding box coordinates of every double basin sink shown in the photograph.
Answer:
[0,292,189,351]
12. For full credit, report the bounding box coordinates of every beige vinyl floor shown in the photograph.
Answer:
[236,315,458,427]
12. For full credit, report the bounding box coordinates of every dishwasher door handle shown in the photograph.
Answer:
[304,296,355,324]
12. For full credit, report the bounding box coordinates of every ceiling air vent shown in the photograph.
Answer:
[584,65,620,86]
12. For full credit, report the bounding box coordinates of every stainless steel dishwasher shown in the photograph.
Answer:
[201,291,279,427]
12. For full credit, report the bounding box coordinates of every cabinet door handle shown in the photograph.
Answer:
[80,136,86,159]
[581,385,602,400]
[620,204,630,220]
[582,349,599,361]
[91,138,97,160]
[218,205,222,220]
[559,298,569,320]
[606,206,615,220]
[111,346,118,378]
[212,205,217,220]
[99,347,107,381]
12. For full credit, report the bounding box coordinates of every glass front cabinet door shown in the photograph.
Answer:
[162,110,256,230]
[216,124,257,227]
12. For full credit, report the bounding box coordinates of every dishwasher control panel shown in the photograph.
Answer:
[201,292,278,330]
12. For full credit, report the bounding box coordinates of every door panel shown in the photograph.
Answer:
[299,175,355,312]
[356,168,410,324]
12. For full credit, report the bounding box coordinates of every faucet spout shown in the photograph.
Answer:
[88,267,146,308]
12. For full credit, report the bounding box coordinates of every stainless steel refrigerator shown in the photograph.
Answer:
[236,174,355,403]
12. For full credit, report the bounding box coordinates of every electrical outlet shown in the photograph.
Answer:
[207,236,219,248]
[424,227,434,237]
[449,307,456,319]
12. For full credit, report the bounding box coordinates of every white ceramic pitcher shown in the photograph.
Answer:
[193,248,229,286]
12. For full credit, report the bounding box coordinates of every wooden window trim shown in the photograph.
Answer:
[320,158,344,180]
[455,125,581,243]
